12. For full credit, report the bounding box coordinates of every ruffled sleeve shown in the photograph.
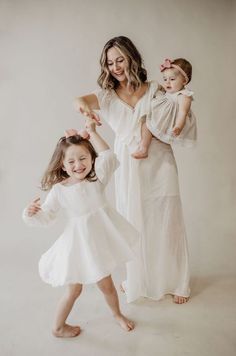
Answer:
[22,185,61,227]
[95,149,119,185]
[178,88,194,99]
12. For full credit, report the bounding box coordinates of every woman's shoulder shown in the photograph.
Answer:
[147,80,162,96]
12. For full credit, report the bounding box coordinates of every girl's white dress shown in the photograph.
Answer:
[95,81,190,302]
[23,150,139,286]
[146,87,197,147]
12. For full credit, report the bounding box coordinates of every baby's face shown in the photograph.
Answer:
[62,144,93,183]
[162,68,187,93]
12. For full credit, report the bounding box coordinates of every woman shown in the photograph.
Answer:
[75,36,190,304]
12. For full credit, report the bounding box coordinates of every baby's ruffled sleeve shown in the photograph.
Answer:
[22,185,61,227]
[95,149,119,186]
[179,88,194,99]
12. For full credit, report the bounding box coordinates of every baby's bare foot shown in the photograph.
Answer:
[114,314,135,331]
[173,295,190,304]
[52,324,81,338]
[131,148,148,159]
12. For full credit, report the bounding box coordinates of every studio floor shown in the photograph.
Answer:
[1,265,236,356]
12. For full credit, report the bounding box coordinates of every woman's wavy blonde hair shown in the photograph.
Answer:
[41,135,98,191]
[98,36,147,91]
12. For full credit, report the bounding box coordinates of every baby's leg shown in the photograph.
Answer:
[97,275,135,331]
[52,283,82,337]
[132,119,153,159]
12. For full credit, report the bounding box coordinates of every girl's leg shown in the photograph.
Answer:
[132,121,153,159]
[97,275,135,331]
[52,283,83,337]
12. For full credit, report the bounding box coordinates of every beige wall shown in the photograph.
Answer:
[0,0,235,275]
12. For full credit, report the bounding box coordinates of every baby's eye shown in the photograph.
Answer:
[163,78,167,81]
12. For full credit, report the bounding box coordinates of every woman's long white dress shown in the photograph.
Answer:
[95,81,190,302]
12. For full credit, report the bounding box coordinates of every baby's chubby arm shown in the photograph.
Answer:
[172,95,192,136]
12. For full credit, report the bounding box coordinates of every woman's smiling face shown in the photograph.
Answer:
[107,46,128,83]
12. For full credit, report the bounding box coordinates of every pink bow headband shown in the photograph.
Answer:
[160,59,189,83]
[64,128,90,139]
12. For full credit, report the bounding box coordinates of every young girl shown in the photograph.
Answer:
[132,58,197,159]
[22,119,138,337]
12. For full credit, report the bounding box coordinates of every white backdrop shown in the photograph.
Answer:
[0,0,235,281]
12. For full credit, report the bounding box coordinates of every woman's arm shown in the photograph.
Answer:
[172,95,192,136]
[74,94,101,124]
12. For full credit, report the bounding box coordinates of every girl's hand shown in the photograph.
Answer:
[80,107,102,126]
[27,197,41,217]
[85,117,97,134]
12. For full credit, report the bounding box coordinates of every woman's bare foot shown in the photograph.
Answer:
[114,314,135,331]
[131,147,148,159]
[173,295,190,304]
[52,324,81,338]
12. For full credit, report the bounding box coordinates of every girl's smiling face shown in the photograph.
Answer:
[162,68,187,93]
[107,46,128,83]
[62,144,93,183]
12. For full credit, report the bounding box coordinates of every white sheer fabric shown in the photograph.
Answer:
[95,81,190,302]
[146,87,197,147]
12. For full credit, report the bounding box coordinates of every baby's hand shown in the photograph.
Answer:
[27,197,41,217]
[172,126,182,137]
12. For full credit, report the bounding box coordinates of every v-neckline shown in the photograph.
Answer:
[113,82,150,110]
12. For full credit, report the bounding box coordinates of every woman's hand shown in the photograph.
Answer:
[80,108,102,126]
[27,197,41,217]
[75,95,102,126]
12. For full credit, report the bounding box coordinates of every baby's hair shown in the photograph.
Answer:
[41,135,98,191]
[172,58,192,83]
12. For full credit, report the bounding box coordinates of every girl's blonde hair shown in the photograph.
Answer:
[41,135,98,191]
[98,36,147,91]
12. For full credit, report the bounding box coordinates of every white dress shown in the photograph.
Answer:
[22,150,139,286]
[146,88,197,147]
[95,81,190,302]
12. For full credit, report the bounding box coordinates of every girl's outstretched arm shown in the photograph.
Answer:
[85,117,109,153]
[22,187,60,227]
[74,94,101,125]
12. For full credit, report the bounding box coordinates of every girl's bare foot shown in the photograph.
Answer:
[131,148,148,159]
[173,295,189,304]
[52,324,81,338]
[114,314,135,331]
